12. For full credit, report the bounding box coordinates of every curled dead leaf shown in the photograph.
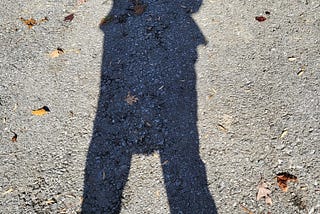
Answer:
[288,56,296,62]
[32,106,50,116]
[100,15,114,26]
[64,13,74,22]
[257,178,272,205]
[10,130,17,142]
[297,66,305,76]
[255,16,267,22]
[217,124,227,132]
[279,130,288,139]
[49,48,64,58]
[276,172,298,192]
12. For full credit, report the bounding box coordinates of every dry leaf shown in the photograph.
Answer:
[20,17,48,28]
[49,48,64,58]
[279,130,288,139]
[10,130,17,142]
[133,4,147,15]
[125,92,138,105]
[64,13,74,22]
[255,16,267,22]
[239,203,254,214]
[155,190,161,198]
[217,124,227,132]
[2,188,14,195]
[257,178,272,205]
[39,17,49,24]
[20,18,37,29]
[100,15,114,26]
[297,66,305,76]
[288,56,296,61]
[77,0,87,5]
[32,106,50,116]
[44,198,56,205]
[276,172,298,192]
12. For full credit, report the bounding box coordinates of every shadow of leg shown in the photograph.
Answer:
[160,143,217,214]
[82,139,131,214]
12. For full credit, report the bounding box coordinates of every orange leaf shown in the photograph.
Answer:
[49,48,64,58]
[32,106,50,116]
[276,172,298,192]
[20,18,37,29]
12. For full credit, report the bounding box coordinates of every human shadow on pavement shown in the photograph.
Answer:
[82,1,217,213]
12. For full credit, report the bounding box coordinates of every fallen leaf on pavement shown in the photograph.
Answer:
[2,188,14,195]
[257,178,272,205]
[20,18,37,29]
[32,106,50,116]
[64,13,74,22]
[255,16,267,22]
[279,130,288,139]
[125,92,138,105]
[20,17,48,28]
[77,0,88,5]
[100,15,114,26]
[239,203,254,214]
[49,48,64,58]
[288,56,296,61]
[217,124,227,132]
[133,3,147,15]
[297,66,305,76]
[276,172,298,192]
[10,130,17,142]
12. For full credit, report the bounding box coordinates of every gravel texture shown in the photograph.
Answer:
[0,0,319,213]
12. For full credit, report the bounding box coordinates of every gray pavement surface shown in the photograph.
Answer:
[1,0,319,213]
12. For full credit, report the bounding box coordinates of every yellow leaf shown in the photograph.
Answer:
[49,48,64,58]
[32,106,50,116]
[2,188,14,195]
[279,130,288,139]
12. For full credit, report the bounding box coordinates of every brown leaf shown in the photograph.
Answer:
[100,15,114,26]
[134,4,147,15]
[38,17,49,24]
[32,106,50,116]
[255,16,267,22]
[10,130,17,142]
[257,178,272,205]
[125,92,138,105]
[276,172,298,192]
[20,18,37,29]
[64,13,74,22]
[20,17,48,28]
[239,203,254,214]
[49,48,64,58]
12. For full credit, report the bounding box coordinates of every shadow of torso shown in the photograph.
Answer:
[82,1,217,213]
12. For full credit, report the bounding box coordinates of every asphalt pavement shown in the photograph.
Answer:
[0,0,319,213]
